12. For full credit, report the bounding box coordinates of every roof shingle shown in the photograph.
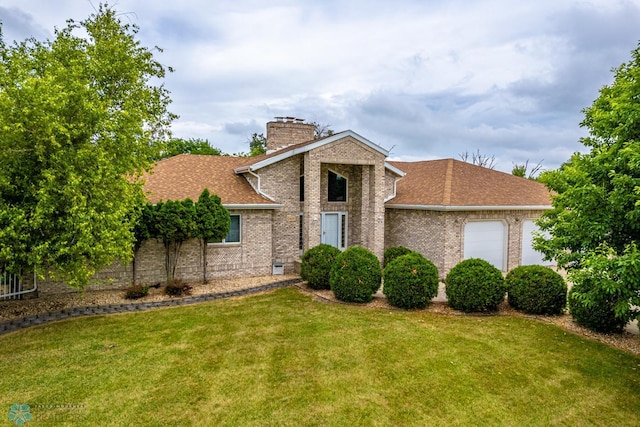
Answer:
[387,159,552,207]
[143,154,275,205]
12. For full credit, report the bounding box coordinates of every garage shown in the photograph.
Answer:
[463,220,506,270]
[521,220,551,266]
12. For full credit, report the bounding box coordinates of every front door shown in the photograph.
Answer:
[321,212,347,250]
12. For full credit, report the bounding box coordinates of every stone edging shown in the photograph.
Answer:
[0,278,303,336]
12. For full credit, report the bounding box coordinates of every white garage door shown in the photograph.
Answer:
[464,221,506,270]
[521,220,551,266]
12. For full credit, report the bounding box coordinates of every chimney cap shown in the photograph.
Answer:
[273,116,305,123]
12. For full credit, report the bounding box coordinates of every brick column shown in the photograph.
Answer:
[360,165,371,248]
[370,162,386,261]
[303,153,321,251]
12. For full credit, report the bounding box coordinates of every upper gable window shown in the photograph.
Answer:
[328,170,347,202]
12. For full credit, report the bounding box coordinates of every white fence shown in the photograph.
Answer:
[0,271,37,300]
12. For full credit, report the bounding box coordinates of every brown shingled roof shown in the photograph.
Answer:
[387,159,552,207]
[143,154,275,205]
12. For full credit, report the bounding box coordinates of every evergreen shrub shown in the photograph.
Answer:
[506,265,566,314]
[445,258,505,312]
[383,246,413,268]
[330,246,382,303]
[383,253,439,309]
[300,244,341,290]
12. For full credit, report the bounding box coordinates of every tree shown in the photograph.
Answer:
[512,159,543,179]
[131,203,156,285]
[195,189,230,283]
[248,133,267,156]
[458,149,497,169]
[0,5,175,288]
[157,138,222,160]
[312,122,334,139]
[132,190,229,284]
[154,199,198,282]
[535,41,640,327]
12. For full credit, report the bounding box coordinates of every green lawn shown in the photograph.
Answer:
[1,287,639,426]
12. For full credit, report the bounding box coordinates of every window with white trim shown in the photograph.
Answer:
[210,214,241,244]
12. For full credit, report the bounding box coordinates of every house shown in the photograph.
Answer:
[37,117,553,295]
[143,117,552,278]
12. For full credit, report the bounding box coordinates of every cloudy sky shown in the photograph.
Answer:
[2,0,640,172]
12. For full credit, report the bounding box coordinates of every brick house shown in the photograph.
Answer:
[143,118,552,280]
[36,117,553,295]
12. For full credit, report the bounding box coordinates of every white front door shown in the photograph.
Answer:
[321,212,347,250]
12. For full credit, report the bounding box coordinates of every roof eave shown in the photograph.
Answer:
[384,204,551,211]
[384,162,406,177]
[223,203,282,210]
[234,130,391,173]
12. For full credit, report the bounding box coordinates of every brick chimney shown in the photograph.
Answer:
[266,117,315,152]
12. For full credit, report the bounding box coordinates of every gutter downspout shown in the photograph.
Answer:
[246,169,276,202]
[384,175,403,203]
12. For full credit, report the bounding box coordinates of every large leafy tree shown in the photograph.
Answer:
[536,41,640,325]
[0,5,175,288]
[248,133,267,156]
[156,138,222,160]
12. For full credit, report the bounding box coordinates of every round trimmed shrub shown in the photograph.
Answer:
[383,253,439,309]
[568,278,628,333]
[300,244,341,290]
[330,246,382,303]
[506,265,567,315]
[383,246,412,268]
[445,258,506,312]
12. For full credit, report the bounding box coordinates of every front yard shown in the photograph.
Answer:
[1,287,639,426]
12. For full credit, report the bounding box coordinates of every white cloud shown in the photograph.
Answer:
[2,0,640,172]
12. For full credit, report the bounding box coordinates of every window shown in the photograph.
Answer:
[210,215,241,244]
[300,175,304,202]
[328,170,347,202]
[299,213,304,253]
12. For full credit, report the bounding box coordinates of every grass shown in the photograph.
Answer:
[1,287,639,426]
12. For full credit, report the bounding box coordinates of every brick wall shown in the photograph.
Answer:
[300,136,387,260]
[385,208,446,273]
[37,210,274,296]
[244,135,390,269]
[257,156,302,269]
[207,209,273,278]
[385,208,546,278]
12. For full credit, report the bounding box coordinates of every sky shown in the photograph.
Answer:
[2,0,640,173]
